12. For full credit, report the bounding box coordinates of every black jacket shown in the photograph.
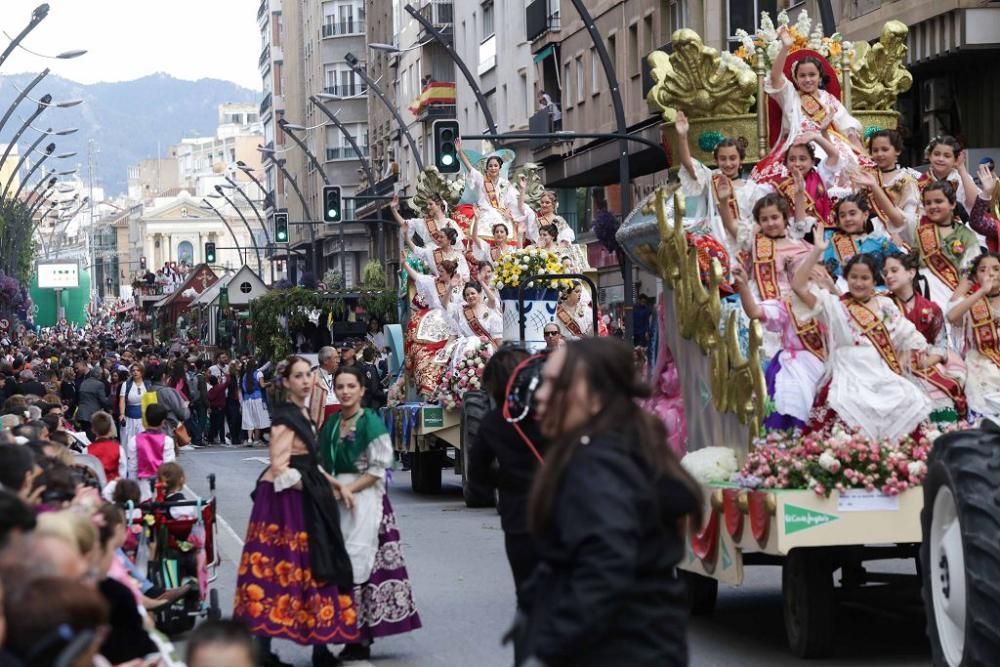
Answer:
[14,379,47,398]
[516,430,698,667]
[468,407,545,535]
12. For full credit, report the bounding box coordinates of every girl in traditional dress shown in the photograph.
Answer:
[446,280,504,352]
[241,358,272,447]
[733,192,811,307]
[752,24,867,185]
[882,252,967,419]
[918,136,980,213]
[555,281,594,340]
[912,181,980,308]
[732,264,830,430]
[389,193,465,248]
[947,253,1000,420]
[822,193,901,281]
[400,252,461,399]
[851,129,920,244]
[778,140,838,234]
[403,218,470,284]
[470,211,519,264]
[535,224,559,252]
[792,243,933,441]
[675,110,772,242]
[233,356,357,667]
[455,138,520,239]
[319,367,422,661]
[521,188,575,245]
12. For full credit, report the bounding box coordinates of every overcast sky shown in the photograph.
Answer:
[2,0,262,90]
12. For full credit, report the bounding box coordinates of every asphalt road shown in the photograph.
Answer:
[180,446,931,667]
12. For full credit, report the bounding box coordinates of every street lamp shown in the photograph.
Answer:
[277,118,330,184]
[402,3,499,138]
[235,161,273,211]
[0,4,50,70]
[1,129,51,200]
[343,51,424,171]
[0,94,53,171]
[199,198,245,266]
[211,187,263,275]
[259,151,319,275]
[223,174,274,284]
[4,140,54,202]
[0,69,49,140]
[11,82,83,108]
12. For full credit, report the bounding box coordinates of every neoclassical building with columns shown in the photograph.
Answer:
[133,191,260,275]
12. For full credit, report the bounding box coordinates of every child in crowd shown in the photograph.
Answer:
[157,461,196,519]
[87,411,124,483]
[126,403,175,500]
[186,619,258,667]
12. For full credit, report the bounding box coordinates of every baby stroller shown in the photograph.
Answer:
[132,474,222,635]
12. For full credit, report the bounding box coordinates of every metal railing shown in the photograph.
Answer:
[322,82,368,98]
[326,145,370,161]
[322,20,367,38]
[419,1,453,27]
[259,93,272,116]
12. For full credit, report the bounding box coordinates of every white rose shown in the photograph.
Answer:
[907,461,927,478]
[818,450,837,472]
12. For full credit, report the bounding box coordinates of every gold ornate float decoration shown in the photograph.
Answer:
[652,187,767,443]
[646,11,912,168]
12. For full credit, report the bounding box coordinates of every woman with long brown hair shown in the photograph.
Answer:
[514,337,700,667]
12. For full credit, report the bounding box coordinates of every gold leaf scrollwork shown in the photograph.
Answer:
[850,20,913,111]
[651,186,766,447]
[646,29,757,121]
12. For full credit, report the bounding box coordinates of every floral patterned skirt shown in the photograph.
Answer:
[233,481,360,645]
[353,493,422,642]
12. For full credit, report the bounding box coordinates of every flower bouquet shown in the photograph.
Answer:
[433,341,492,409]
[730,422,969,497]
[493,247,575,291]
[730,9,853,73]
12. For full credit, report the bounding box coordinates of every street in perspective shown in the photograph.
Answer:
[0,0,998,666]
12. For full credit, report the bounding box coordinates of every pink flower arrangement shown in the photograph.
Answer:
[433,342,493,409]
[732,422,972,497]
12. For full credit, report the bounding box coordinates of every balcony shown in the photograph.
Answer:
[258,44,270,68]
[257,0,268,22]
[322,19,366,38]
[528,108,556,151]
[526,0,560,42]
[260,93,272,116]
[418,1,453,42]
[326,145,370,161]
[323,82,368,98]
[409,80,456,121]
[355,174,397,200]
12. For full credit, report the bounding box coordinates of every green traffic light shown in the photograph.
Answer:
[441,155,454,165]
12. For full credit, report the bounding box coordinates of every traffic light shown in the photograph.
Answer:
[323,185,342,223]
[139,256,146,270]
[274,212,289,243]
[205,242,216,264]
[433,119,460,174]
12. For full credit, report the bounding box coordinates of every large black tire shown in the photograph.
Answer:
[782,548,835,658]
[410,448,443,494]
[460,391,494,507]
[681,570,718,616]
[920,427,1000,667]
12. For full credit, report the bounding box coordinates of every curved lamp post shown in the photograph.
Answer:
[0,4,50,70]
[0,69,48,140]
[211,186,263,276]
[1,128,51,200]
[200,198,245,266]
[0,94,53,171]
[259,150,318,274]
[6,140,54,202]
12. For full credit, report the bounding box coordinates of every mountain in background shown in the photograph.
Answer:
[0,72,259,197]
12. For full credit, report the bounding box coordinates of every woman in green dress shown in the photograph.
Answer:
[318,366,422,661]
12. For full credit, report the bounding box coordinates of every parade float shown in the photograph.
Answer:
[386,165,599,500]
[616,11,1000,664]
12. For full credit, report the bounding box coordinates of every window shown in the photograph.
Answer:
[728,0,777,44]
[323,63,366,97]
[590,47,600,94]
[643,15,654,53]
[520,72,529,120]
[607,34,617,73]
[667,0,688,36]
[627,23,639,77]
[575,55,584,103]
[482,1,495,39]
[563,61,572,108]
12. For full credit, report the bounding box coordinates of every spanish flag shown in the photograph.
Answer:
[409,80,456,114]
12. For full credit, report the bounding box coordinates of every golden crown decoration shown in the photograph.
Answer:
[646,9,912,167]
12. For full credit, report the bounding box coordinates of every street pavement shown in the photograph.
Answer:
[180,447,931,667]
